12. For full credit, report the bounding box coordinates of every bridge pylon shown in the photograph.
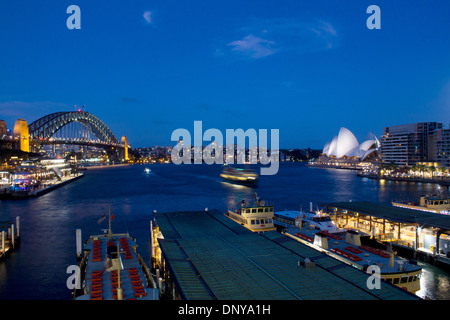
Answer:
[13,119,29,152]
[121,136,129,161]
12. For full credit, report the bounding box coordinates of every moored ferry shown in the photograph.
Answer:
[392,195,450,215]
[74,212,158,300]
[225,193,276,233]
[220,166,258,186]
[276,210,422,294]
[274,209,340,233]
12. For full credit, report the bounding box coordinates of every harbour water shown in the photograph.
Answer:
[0,162,449,300]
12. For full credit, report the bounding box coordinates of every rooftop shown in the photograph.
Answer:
[326,201,450,231]
[155,209,420,300]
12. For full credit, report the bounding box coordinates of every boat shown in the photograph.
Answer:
[220,166,258,186]
[274,209,340,233]
[275,209,422,294]
[225,193,276,233]
[392,195,450,215]
[73,211,158,300]
[144,168,151,174]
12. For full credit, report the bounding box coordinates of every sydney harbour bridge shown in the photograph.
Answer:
[1,110,129,161]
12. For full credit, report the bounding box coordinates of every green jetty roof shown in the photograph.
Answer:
[155,209,420,300]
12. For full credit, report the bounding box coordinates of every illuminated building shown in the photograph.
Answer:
[429,128,450,167]
[381,122,442,166]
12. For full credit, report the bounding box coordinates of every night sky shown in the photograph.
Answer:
[0,0,449,149]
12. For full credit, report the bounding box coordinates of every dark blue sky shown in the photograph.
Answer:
[1,0,449,149]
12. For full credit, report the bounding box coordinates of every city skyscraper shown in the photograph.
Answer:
[381,122,442,166]
[429,128,450,167]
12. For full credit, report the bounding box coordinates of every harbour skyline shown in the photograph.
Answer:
[1,1,449,149]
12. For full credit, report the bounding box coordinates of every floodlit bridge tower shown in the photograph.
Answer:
[121,136,129,161]
[13,119,29,152]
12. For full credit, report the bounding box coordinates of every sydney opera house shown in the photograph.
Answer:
[311,127,380,168]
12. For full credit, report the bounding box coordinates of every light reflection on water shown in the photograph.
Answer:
[416,262,450,300]
[0,163,449,299]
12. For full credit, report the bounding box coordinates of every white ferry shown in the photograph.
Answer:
[225,193,276,233]
[392,195,450,215]
[220,166,258,186]
[74,211,158,300]
[277,212,422,294]
[274,209,339,233]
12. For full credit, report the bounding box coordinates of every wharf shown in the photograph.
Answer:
[7,173,83,199]
[324,201,450,270]
[151,209,420,300]
[29,173,84,197]
[0,217,20,261]
[307,163,362,171]
[357,172,450,187]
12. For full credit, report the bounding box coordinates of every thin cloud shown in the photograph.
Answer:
[228,34,276,59]
[221,18,340,59]
[143,11,152,24]
[120,96,144,104]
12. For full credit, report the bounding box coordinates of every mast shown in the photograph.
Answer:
[108,206,112,240]
[116,241,123,300]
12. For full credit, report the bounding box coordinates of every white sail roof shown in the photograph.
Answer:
[336,127,360,159]
[322,127,379,160]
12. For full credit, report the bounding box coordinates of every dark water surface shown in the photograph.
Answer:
[0,163,449,300]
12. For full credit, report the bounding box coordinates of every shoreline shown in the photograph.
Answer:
[306,163,362,171]
[29,173,84,197]
[79,163,130,170]
[3,173,84,199]
[357,172,450,186]
[306,163,450,186]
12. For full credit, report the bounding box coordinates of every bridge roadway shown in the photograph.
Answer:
[4,111,129,160]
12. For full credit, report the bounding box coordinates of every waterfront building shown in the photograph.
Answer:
[311,127,380,169]
[322,127,380,160]
[381,122,442,166]
[0,120,7,137]
[429,128,450,167]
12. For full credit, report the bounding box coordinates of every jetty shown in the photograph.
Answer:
[357,171,450,187]
[6,173,83,199]
[324,201,450,269]
[150,209,420,300]
[0,217,20,260]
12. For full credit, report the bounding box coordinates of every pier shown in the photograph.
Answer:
[324,201,450,269]
[357,172,450,187]
[151,209,419,300]
[6,173,84,199]
[0,217,20,261]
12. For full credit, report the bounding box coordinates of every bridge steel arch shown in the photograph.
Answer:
[28,111,120,146]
